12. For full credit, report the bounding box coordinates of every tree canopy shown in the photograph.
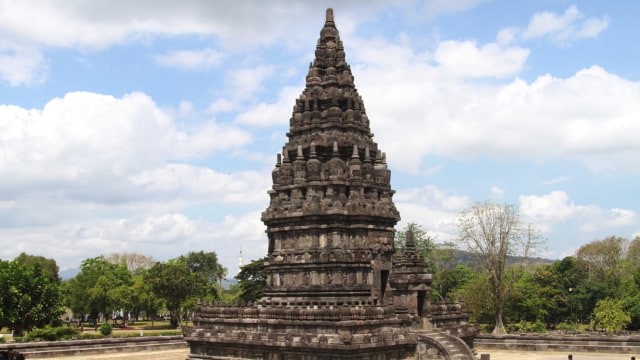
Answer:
[235,258,266,303]
[0,258,64,334]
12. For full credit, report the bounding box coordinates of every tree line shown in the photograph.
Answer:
[397,201,640,335]
[1,201,638,337]
[0,251,226,336]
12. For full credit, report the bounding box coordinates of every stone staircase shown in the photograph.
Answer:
[418,329,476,360]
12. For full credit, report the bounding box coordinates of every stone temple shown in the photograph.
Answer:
[186,8,475,360]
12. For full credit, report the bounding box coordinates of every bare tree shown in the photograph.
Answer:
[106,252,156,274]
[456,201,544,335]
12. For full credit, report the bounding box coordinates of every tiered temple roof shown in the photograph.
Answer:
[186,9,475,360]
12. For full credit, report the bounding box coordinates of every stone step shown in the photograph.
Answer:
[1,336,187,359]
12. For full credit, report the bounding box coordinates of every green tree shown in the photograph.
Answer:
[592,298,631,333]
[626,236,640,269]
[63,256,132,321]
[431,264,472,301]
[144,260,203,328]
[130,274,163,325]
[456,201,544,335]
[505,267,561,325]
[179,251,226,296]
[0,259,64,335]
[395,223,435,257]
[452,270,493,325]
[576,236,628,298]
[14,253,61,284]
[236,258,266,303]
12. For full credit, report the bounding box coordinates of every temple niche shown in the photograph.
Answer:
[186,8,475,360]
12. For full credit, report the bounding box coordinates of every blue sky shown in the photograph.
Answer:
[1,1,638,276]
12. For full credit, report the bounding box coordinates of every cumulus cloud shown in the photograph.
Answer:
[0,1,392,86]
[129,164,270,205]
[520,190,638,235]
[352,33,640,173]
[434,40,529,78]
[0,44,46,86]
[0,211,268,274]
[395,184,470,241]
[235,86,300,127]
[0,91,253,203]
[523,5,609,44]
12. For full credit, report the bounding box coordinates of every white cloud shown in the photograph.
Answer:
[491,186,505,198]
[434,40,529,78]
[129,164,270,206]
[0,44,46,86]
[0,91,252,201]
[235,86,300,127]
[395,184,470,241]
[523,5,609,44]
[423,165,442,177]
[352,32,640,173]
[154,48,225,70]
[519,191,638,236]
[0,211,268,275]
[0,2,376,86]
[227,65,275,100]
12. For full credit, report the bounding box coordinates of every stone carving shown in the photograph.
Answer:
[186,8,475,360]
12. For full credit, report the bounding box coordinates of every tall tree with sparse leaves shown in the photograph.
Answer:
[456,201,544,335]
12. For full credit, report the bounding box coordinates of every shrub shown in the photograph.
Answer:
[506,320,547,334]
[24,326,80,342]
[556,322,584,334]
[99,323,112,336]
[592,298,631,333]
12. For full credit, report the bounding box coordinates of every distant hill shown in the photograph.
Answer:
[445,249,556,270]
[59,267,79,280]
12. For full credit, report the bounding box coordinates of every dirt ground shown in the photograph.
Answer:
[39,348,637,360]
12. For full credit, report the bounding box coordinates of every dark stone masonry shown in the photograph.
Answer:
[185,9,475,360]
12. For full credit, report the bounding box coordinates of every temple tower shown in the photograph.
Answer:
[260,7,398,308]
[186,9,475,360]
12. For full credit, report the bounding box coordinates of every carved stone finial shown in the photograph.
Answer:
[351,144,359,159]
[276,153,282,166]
[405,229,416,253]
[326,8,334,24]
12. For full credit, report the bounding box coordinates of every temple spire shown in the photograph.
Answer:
[326,8,335,25]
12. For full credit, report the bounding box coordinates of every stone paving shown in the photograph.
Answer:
[38,348,638,360]
[480,350,635,359]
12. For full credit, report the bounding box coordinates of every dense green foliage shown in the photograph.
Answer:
[24,326,79,342]
[592,298,631,333]
[235,258,266,303]
[0,259,64,335]
[6,231,640,338]
[99,322,113,336]
[63,256,133,321]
